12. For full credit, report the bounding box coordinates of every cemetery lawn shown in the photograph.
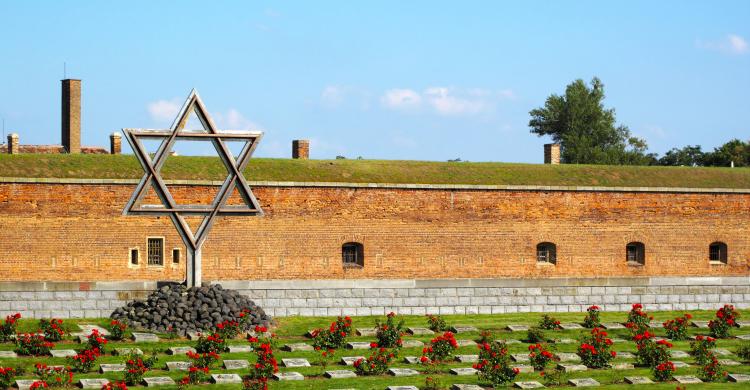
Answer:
[2,153,750,188]
[2,310,750,389]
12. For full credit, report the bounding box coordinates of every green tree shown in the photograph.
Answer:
[702,139,749,167]
[529,77,653,165]
[658,145,705,166]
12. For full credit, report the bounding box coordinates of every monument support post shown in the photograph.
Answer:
[186,247,202,288]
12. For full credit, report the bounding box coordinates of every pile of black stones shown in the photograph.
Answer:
[110,283,271,335]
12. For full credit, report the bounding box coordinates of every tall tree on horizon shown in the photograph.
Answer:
[529,77,654,165]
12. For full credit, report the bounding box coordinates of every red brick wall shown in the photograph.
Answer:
[0,182,747,281]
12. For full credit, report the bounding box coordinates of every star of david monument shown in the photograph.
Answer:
[123,90,263,287]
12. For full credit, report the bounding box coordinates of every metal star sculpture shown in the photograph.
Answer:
[123,90,263,287]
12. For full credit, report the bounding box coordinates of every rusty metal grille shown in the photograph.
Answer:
[342,243,363,266]
[626,242,645,264]
[147,238,164,265]
[536,243,556,264]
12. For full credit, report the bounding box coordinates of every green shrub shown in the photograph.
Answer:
[375,312,404,348]
[526,327,546,343]
[736,343,750,361]
[426,314,449,332]
[473,341,519,385]
[538,314,561,330]
[582,305,601,328]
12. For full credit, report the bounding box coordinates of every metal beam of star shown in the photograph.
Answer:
[123,89,264,252]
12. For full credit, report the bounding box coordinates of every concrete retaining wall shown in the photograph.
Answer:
[1,277,749,318]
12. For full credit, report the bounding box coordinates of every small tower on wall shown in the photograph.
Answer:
[544,143,560,165]
[292,139,310,159]
[61,79,81,154]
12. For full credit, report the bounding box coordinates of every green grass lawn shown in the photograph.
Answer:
[1,153,750,188]
[2,310,750,389]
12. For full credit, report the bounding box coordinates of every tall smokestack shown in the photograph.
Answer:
[62,79,81,154]
[292,139,309,159]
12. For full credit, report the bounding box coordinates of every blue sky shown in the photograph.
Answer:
[1,1,748,162]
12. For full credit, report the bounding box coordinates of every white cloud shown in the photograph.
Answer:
[321,85,345,108]
[147,99,180,122]
[379,87,514,116]
[424,87,489,116]
[213,108,264,131]
[381,89,422,110]
[697,34,748,55]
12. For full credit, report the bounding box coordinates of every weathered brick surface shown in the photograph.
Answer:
[62,79,81,154]
[0,182,747,281]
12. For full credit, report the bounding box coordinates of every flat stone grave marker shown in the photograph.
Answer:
[282,358,311,367]
[356,328,378,336]
[246,330,272,338]
[166,361,192,371]
[79,379,110,389]
[346,341,372,349]
[114,348,143,356]
[611,338,627,343]
[617,351,635,359]
[227,344,253,353]
[691,321,710,328]
[513,382,544,389]
[649,320,662,328]
[719,359,741,366]
[713,348,732,356]
[452,326,479,333]
[211,374,242,384]
[132,332,159,342]
[511,353,530,362]
[0,350,17,358]
[387,387,418,390]
[557,352,581,362]
[506,324,529,332]
[403,356,425,364]
[612,362,634,370]
[143,377,176,387]
[16,380,41,390]
[50,349,77,358]
[79,324,110,336]
[671,350,689,358]
[187,331,203,340]
[729,373,750,382]
[407,327,434,335]
[560,323,584,330]
[558,363,587,372]
[601,323,625,329]
[283,343,314,352]
[569,378,600,387]
[452,385,484,390]
[340,356,365,366]
[456,339,476,347]
[514,365,534,373]
[402,339,424,348]
[674,375,702,384]
[388,368,420,376]
[736,334,750,340]
[305,329,318,338]
[99,364,126,373]
[223,360,249,370]
[555,338,576,344]
[167,346,196,355]
[325,370,357,379]
[455,354,479,363]
[495,338,521,344]
[736,320,750,327]
[273,372,304,381]
[671,361,690,368]
[450,367,478,376]
[624,376,654,385]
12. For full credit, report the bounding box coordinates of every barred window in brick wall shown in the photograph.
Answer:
[626,242,645,265]
[536,242,556,264]
[147,238,164,266]
[709,242,728,263]
[342,242,364,267]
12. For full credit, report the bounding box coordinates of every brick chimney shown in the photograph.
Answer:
[292,139,309,159]
[110,132,122,155]
[7,133,19,155]
[61,79,81,154]
[544,143,560,165]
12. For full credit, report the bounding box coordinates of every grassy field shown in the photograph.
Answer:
[1,153,750,188]
[2,310,750,389]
